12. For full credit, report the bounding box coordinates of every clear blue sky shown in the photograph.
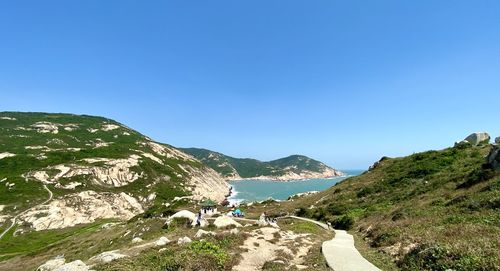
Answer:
[1,1,499,169]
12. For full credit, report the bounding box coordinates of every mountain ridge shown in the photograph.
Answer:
[180,147,344,181]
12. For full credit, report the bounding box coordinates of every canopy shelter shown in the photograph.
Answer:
[200,199,217,208]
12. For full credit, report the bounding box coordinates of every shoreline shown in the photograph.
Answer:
[227,174,352,183]
[227,175,356,204]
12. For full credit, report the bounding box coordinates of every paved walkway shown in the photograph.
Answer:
[285,216,380,271]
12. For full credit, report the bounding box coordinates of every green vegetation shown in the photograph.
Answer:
[289,144,500,270]
[181,147,334,178]
[0,112,206,215]
[96,234,244,271]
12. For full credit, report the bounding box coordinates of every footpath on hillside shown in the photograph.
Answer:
[287,216,380,271]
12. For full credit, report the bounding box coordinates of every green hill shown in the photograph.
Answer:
[0,112,227,231]
[288,143,500,270]
[180,148,343,180]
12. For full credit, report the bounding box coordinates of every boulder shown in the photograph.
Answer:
[88,250,127,264]
[464,132,490,146]
[177,236,192,245]
[194,229,215,238]
[487,146,500,169]
[54,260,90,271]
[155,236,170,246]
[131,237,143,244]
[257,213,268,227]
[213,216,242,228]
[37,256,65,271]
[166,210,208,227]
[495,136,500,145]
[229,228,239,235]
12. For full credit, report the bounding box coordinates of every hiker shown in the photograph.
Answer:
[196,211,202,227]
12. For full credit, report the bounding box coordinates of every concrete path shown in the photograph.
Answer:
[285,216,380,271]
[322,230,380,271]
[0,184,53,240]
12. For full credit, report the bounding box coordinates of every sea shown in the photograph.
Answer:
[228,169,364,204]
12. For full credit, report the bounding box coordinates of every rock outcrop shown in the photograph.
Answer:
[177,236,192,245]
[464,132,491,146]
[487,144,500,169]
[214,216,242,228]
[155,236,170,246]
[20,191,144,231]
[88,250,127,264]
[166,210,209,227]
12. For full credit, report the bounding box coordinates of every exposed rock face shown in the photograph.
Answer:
[28,156,142,187]
[166,210,209,227]
[177,236,192,245]
[37,256,65,271]
[20,191,143,231]
[0,152,15,160]
[194,229,215,238]
[37,258,91,271]
[487,145,500,169]
[88,250,127,264]
[214,216,242,228]
[464,132,490,146]
[155,236,170,246]
[181,164,229,202]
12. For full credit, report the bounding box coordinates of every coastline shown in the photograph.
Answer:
[227,174,357,204]
[225,169,346,182]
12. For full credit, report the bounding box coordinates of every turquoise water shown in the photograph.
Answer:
[228,169,363,203]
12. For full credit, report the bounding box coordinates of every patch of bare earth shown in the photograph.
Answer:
[233,227,314,271]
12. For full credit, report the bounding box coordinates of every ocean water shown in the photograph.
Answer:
[228,169,364,203]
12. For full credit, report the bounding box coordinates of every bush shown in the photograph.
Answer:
[331,214,354,230]
[188,241,229,267]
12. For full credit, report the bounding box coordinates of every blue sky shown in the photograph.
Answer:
[1,1,499,169]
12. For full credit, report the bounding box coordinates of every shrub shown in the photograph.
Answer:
[188,241,229,267]
[331,214,354,230]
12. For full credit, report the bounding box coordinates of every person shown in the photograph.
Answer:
[196,211,202,227]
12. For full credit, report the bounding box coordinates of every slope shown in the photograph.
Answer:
[181,148,343,181]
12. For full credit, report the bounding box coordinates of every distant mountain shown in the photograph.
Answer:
[180,148,343,181]
[0,112,228,232]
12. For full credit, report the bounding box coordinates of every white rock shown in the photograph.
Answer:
[0,152,15,160]
[37,256,66,271]
[257,213,269,227]
[102,124,120,131]
[194,229,215,238]
[166,210,209,227]
[464,132,490,145]
[229,228,239,234]
[88,250,127,264]
[158,248,167,253]
[155,236,170,246]
[213,216,242,228]
[53,260,90,271]
[177,236,192,245]
[131,237,143,243]
[19,190,143,231]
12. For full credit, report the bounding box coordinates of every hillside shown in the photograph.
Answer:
[180,148,343,181]
[0,112,228,233]
[287,139,500,270]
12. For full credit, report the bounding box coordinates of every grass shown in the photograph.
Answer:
[284,144,500,270]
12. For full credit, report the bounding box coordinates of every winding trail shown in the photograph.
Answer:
[285,215,380,271]
[0,184,53,240]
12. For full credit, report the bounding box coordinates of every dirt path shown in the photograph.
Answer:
[0,184,53,240]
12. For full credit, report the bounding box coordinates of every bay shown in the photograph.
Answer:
[228,169,363,203]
